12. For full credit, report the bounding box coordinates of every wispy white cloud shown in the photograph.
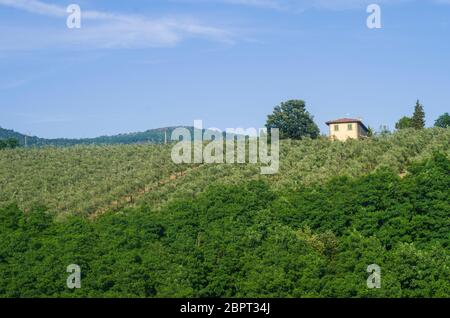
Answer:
[1,0,448,50]
[0,0,234,50]
[213,0,286,10]
[178,0,449,11]
[0,0,66,16]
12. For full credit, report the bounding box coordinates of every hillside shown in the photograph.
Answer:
[1,128,449,218]
[0,126,191,146]
[0,128,449,297]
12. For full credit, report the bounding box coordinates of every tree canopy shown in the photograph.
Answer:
[395,100,426,131]
[434,113,450,128]
[411,100,426,129]
[0,153,448,297]
[266,100,320,140]
[0,128,449,298]
[395,116,412,130]
[0,138,19,150]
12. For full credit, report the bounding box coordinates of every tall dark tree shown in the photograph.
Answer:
[411,100,425,130]
[434,113,450,128]
[266,100,320,140]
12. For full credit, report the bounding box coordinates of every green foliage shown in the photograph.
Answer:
[0,154,449,298]
[395,116,412,130]
[0,144,188,217]
[266,100,320,140]
[1,128,449,217]
[396,100,426,131]
[434,113,450,128]
[0,138,19,150]
[411,100,426,130]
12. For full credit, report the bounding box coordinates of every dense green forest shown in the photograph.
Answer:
[0,128,449,297]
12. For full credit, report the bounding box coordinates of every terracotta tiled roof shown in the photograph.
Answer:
[326,118,368,131]
[326,118,362,125]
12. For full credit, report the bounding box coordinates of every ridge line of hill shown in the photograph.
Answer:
[0,126,243,147]
[0,126,192,146]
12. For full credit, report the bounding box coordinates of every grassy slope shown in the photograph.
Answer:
[0,128,449,218]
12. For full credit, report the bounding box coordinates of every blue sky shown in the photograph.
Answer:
[0,0,449,138]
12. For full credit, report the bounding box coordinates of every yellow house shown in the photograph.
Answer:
[326,118,368,141]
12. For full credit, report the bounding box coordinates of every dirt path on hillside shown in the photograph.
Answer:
[89,169,191,220]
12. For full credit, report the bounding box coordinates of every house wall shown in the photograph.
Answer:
[357,124,368,138]
[328,123,359,141]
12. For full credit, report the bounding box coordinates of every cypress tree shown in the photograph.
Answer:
[411,99,425,129]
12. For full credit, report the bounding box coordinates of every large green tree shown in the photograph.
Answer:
[434,113,450,128]
[395,116,412,130]
[411,100,426,129]
[266,100,320,140]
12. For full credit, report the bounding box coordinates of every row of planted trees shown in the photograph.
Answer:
[1,127,449,218]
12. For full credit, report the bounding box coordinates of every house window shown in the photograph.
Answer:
[334,125,339,131]
[347,123,353,131]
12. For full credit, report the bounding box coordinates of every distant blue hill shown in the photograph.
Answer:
[0,126,192,146]
[0,126,242,147]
